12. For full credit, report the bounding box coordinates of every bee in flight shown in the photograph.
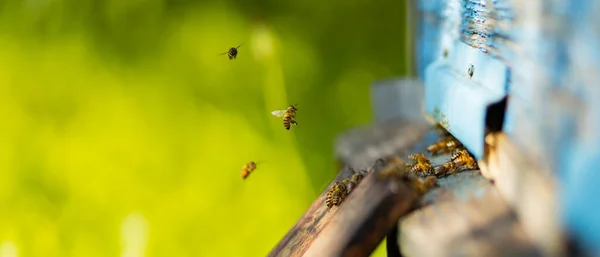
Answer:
[240,161,258,179]
[220,44,243,60]
[271,104,298,130]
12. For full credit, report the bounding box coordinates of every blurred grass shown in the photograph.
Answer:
[0,0,409,256]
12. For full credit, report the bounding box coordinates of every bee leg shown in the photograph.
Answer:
[291,120,297,125]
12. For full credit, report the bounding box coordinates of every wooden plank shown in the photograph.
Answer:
[398,170,542,257]
[479,132,565,257]
[303,159,419,257]
[267,166,356,257]
[269,159,420,257]
[334,118,431,171]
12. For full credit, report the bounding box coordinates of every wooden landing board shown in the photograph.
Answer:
[479,132,564,257]
[334,118,431,171]
[398,170,542,257]
[268,166,357,257]
[268,160,420,257]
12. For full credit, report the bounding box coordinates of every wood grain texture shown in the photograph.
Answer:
[267,166,357,257]
[479,132,564,257]
[398,170,542,257]
[303,159,419,257]
[334,118,431,171]
[269,159,420,257]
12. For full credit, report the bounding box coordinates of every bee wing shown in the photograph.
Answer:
[271,110,286,117]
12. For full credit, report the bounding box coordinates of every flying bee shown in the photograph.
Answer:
[326,181,347,208]
[451,149,478,171]
[427,136,463,156]
[220,44,243,60]
[240,161,257,179]
[271,104,298,130]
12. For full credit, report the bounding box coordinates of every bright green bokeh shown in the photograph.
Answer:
[0,1,409,256]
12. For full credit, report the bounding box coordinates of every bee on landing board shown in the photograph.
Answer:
[343,169,365,194]
[405,153,433,175]
[326,168,365,208]
[220,44,243,60]
[451,149,478,171]
[326,181,347,208]
[240,161,257,179]
[271,104,298,130]
[427,136,463,156]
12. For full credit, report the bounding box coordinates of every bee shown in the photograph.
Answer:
[413,176,438,195]
[326,181,347,208]
[427,136,463,156]
[271,104,298,130]
[405,153,433,175]
[240,161,257,179]
[326,169,365,208]
[467,64,474,78]
[220,44,243,60]
[378,156,408,180]
[343,171,364,194]
[408,153,430,165]
[431,161,456,177]
[451,149,478,171]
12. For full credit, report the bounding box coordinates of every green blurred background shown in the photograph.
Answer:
[0,0,410,256]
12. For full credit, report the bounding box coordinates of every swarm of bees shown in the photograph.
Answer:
[224,42,478,210]
[375,124,480,195]
[326,169,367,208]
[377,156,438,196]
[428,125,479,177]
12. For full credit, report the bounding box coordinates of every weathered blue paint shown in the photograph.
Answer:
[558,0,600,254]
[416,0,462,80]
[423,0,509,160]
[425,41,507,160]
[500,0,570,172]
[416,0,440,80]
[418,0,600,255]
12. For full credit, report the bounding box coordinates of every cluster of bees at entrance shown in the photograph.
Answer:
[223,45,300,180]
[225,44,478,208]
[325,123,479,209]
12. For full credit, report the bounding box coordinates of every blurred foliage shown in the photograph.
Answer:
[0,0,409,256]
